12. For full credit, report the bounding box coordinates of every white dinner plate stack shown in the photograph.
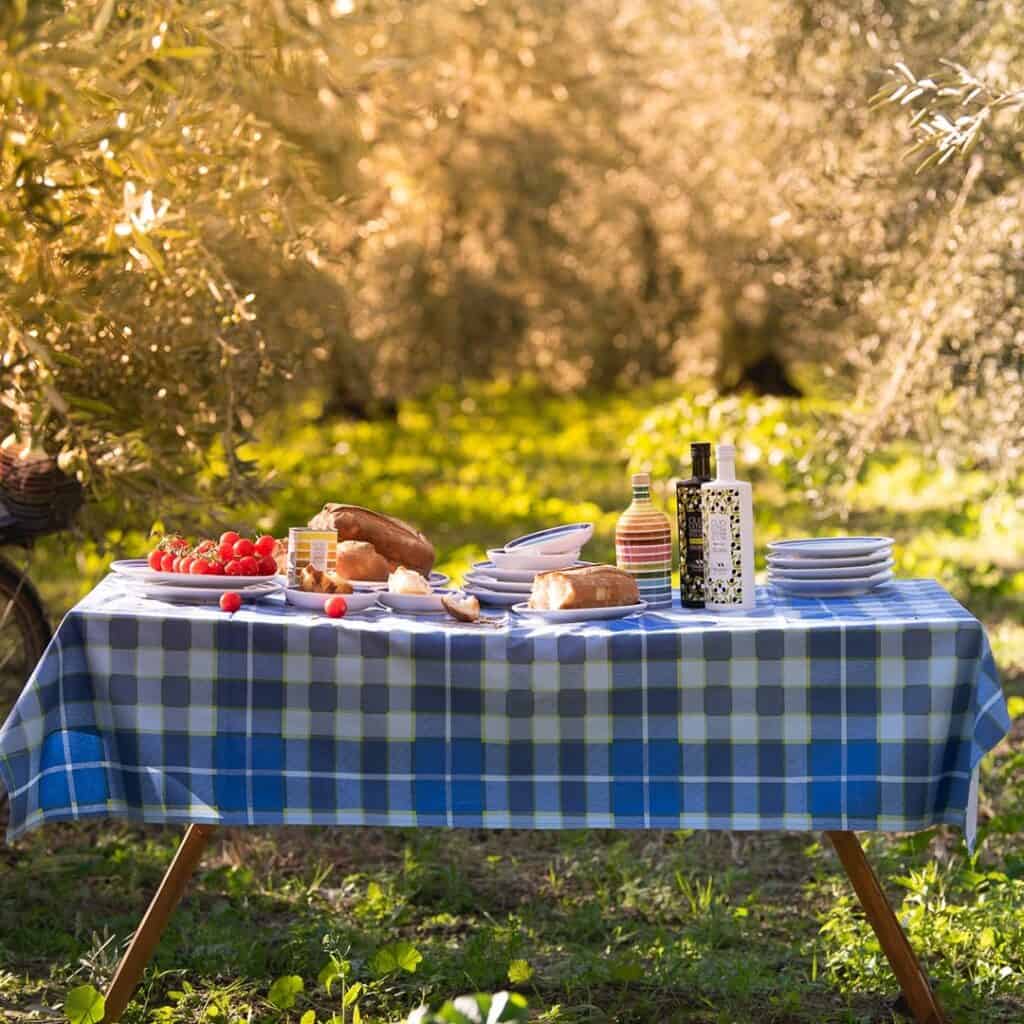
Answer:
[767,537,895,597]
[462,523,594,607]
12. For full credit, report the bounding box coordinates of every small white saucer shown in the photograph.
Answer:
[766,537,893,559]
[284,589,380,613]
[379,589,460,614]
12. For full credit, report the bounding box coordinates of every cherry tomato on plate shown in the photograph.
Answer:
[147,549,163,571]
[206,560,225,576]
[324,596,347,618]
[190,559,209,575]
[160,552,176,572]
[232,538,256,559]
[219,591,242,613]
[218,540,235,561]
[180,556,195,574]
[219,531,240,548]
[224,559,244,576]
[254,535,276,557]
[257,555,277,576]
[238,555,259,576]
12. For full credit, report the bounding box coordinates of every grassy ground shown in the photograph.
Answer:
[4,381,1024,1023]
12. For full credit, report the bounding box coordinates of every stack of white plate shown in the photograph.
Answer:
[767,537,894,597]
[463,523,593,607]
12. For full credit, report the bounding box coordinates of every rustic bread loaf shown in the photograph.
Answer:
[528,565,639,610]
[309,504,435,575]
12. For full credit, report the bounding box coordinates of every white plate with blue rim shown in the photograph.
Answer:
[462,572,533,593]
[487,547,581,571]
[769,558,895,581]
[504,522,594,554]
[766,537,893,559]
[767,550,892,571]
[463,586,524,607]
[511,600,648,623]
[472,559,593,582]
[769,569,893,597]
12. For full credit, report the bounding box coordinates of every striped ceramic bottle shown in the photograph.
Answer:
[615,472,673,609]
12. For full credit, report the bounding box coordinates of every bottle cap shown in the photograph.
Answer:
[631,472,651,487]
[716,443,736,459]
[690,442,711,456]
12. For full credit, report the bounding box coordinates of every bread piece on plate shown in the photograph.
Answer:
[388,566,431,595]
[336,540,391,581]
[309,504,435,575]
[528,565,639,610]
[299,563,354,595]
[443,593,480,622]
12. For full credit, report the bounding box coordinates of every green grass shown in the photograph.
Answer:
[6,380,1024,1023]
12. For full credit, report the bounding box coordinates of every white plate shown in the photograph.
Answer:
[768,558,894,581]
[284,589,381,613]
[126,579,281,603]
[470,560,593,583]
[463,586,526,607]
[112,558,277,588]
[347,572,449,591]
[462,572,533,593]
[511,600,648,622]
[378,589,460,614]
[504,523,594,554]
[770,569,893,597]
[766,537,894,559]
[767,550,892,570]
[487,548,581,571]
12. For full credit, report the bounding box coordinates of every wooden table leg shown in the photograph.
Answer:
[103,824,215,1023]
[826,831,947,1024]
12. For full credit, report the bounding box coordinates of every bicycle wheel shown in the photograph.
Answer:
[0,556,51,726]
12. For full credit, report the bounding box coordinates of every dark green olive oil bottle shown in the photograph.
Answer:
[676,442,713,608]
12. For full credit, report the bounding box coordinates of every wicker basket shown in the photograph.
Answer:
[0,444,83,534]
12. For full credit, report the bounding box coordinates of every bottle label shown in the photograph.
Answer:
[707,513,733,579]
[701,488,745,605]
[677,482,705,605]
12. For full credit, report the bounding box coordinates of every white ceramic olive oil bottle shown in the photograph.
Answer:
[700,443,755,611]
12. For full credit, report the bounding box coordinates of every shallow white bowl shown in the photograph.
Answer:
[285,589,381,614]
[486,548,582,571]
[504,523,594,554]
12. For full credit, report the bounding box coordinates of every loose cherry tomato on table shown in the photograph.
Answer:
[257,555,277,576]
[219,531,240,548]
[238,555,259,576]
[219,591,242,613]
[232,538,255,559]
[254,535,276,557]
[324,596,347,618]
[147,549,163,571]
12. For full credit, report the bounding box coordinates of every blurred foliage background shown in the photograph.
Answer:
[3,0,1024,523]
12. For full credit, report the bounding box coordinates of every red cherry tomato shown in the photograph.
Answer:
[219,591,242,613]
[218,540,235,561]
[232,538,255,558]
[190,559,209,575]
[160,552,176,572]
[180,556,195,574]
[219,531,240,548]
[171,556,181,573]
[238,555,259,576]
[206,560,225,576]
[254,535,276,557]
[257,555,277,576]
[324,596,347,618]
[195,539,216,554]
[148,549,163,571]
[225,559,243,576]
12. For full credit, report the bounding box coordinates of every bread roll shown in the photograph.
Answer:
[388,566,431,595]
[299,564,353,595]
[528,565,639,610]
[309,504,435,575]
[335,540,391,581]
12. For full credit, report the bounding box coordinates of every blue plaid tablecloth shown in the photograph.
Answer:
[0,576,1008,845]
